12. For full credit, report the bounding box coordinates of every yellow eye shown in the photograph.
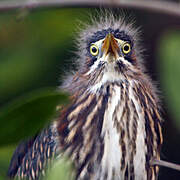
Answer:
[90,44,99,56]
[122,43,131,54]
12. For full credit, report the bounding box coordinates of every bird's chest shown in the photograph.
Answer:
[63,83,148,180]
[98,85,123,180]
[95,84,147,180]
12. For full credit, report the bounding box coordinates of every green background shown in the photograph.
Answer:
[0,8,179,179]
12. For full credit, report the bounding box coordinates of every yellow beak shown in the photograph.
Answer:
[102,33,119,59]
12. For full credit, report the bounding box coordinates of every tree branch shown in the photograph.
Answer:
[0,0,179,17]
[151,158,180,171]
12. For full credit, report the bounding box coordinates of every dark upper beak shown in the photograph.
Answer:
[102,33,119,59]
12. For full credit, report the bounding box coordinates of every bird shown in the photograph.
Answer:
[8,13,163,180]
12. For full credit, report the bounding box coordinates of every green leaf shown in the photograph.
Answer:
[0,145,16,178]
[44,157,74,180]
[0,88,69,146]
[158,30,180,130]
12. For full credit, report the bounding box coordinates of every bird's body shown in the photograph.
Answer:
[8,14,163,180]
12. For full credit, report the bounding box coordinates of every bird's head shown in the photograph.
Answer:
[64,16,143,93]
[86,29,136,72]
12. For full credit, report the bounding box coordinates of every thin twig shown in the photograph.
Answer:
[151,158,180,171]
[0,0,179,17]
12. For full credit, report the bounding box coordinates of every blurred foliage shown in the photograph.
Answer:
[0,6,179,180]
[0,145,15,178]
[0,8,89,179]
[45,157,74,180]
[0,89,69,146]
[0,8,89,104]
[158,30,180,131]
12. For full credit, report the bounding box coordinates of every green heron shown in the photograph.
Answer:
[8,14,163,180]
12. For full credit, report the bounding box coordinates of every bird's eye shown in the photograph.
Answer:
[122,43,131,54]
[90,44,99,56]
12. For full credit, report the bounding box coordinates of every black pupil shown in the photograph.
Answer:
[92,47,97,53]
[124,45,129,52]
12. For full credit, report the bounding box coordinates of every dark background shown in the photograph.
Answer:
[0,7,179,179]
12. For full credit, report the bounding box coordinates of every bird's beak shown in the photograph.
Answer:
[102,33,119,61]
